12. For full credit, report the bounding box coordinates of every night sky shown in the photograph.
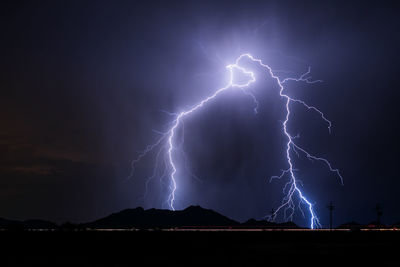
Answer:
[1,0,399,227]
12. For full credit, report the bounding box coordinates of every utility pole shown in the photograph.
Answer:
[327,201,335,230]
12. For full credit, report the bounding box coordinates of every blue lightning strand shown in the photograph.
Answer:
[129,53,342,228]
[166,64,256,210]
[242,54,340,229]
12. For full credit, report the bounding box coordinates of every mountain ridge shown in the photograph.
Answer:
[4,205,392,229]
[81,205,240,229]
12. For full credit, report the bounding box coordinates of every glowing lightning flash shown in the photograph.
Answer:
[129,53,342,229]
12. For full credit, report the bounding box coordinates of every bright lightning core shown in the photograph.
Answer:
[129,53,342,229]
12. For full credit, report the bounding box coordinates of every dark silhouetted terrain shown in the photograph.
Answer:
[1,206,400,266]
[2,206,400,230]
[82,205,239,228]
[0,206,303,230]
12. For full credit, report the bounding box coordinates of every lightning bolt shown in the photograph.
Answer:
[129,53,342,229]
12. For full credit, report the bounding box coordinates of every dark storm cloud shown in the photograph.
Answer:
[0,0,399,226]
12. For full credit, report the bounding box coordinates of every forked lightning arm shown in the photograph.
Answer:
[129,53,342,229]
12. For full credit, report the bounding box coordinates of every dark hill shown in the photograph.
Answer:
[1,206,302,229]
[82,205,239,229]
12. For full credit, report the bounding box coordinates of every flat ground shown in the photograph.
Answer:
[1,230,399,266]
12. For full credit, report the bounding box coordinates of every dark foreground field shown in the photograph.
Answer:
[1,230,399,266]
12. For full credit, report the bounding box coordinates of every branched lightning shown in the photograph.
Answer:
[129,53,342,228]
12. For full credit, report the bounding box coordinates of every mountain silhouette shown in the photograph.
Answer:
[81,206,302,229]
[0,206,305,229]
[82,205,239,229]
